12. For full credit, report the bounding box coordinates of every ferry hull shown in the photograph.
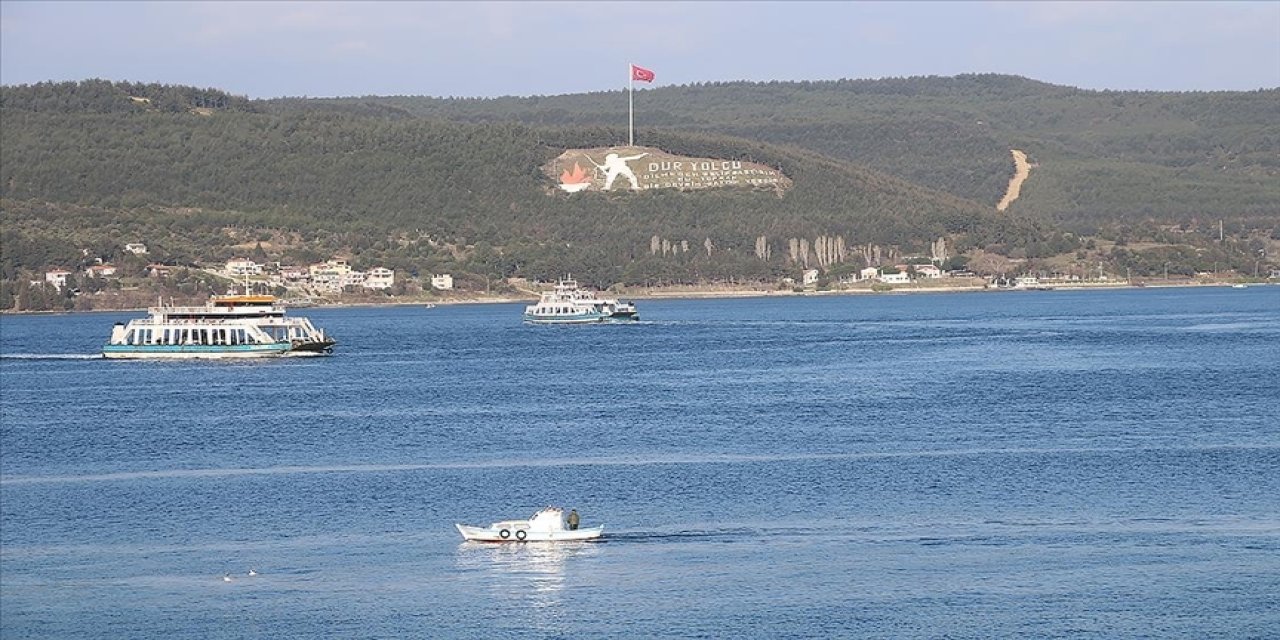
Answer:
[287,338,338,354]
[523,311,639,325]
[102,343,293,359]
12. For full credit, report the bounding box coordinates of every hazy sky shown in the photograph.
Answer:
[2,1,1277,98]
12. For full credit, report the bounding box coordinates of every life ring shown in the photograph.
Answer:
[515,530,527,541]
[499,529,511,539]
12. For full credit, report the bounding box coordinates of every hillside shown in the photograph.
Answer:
[1,80,1063,309]
[1,77,1275,312]
[289,74,1280,231]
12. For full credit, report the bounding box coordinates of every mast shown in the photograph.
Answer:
[628,63,634,147]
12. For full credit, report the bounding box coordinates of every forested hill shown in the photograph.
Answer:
[283,73,1280,230]
[2,79,1055,294]
[2,77,1275,313]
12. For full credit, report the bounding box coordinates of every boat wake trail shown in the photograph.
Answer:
[0,353,102,360]
[605,527,802,544]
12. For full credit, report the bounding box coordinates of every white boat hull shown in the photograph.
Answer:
[102,343,293,359]
[455,523,604,542]
[522,312,638,324]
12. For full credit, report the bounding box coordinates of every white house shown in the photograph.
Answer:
[309,259,352,277]
[431,274,454,290]
[309,260,355,292]
[45,270,72,289]
[364,267,395,290]
[914,264,943,279]
[225,258,263,276]
[84,264,118,278]
[340,271,366,288]
[802,269,820,286]
[147,263,175,278]
[859,267,880,282]
[124,243,148,255]
[279,266,309,282]
[878,271,911,284]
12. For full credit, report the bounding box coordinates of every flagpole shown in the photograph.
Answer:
[628,63,634,147]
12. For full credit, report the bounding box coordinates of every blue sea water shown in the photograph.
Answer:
[2,287,1278,639]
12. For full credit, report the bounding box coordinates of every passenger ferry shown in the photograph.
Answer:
[522,277,639,324]
[103,289,336,359]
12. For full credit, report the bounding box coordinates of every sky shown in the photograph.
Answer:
[1,1,1277,99]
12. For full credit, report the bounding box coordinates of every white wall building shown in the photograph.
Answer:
[878,271,911,284]
[802,269,820,286]
[340,272,366,288]
[309,260,354,292]
[280,266,309,282]
[84,264,118,278]
[45,270,72,289]
[364,267,395,290]
[914,264,943,279]
[431,274,454,290]
[859,267,880,282]
[225,258,263,276]
[124,243,148,255]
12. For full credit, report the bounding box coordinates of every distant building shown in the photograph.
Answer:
[859,267,879,282]
[802,269,820,286]
[309,260,358,292]
[124,243,149,255]
[147,263,175,278]
[279,266,309,282]
[878,271,910,284]
[340,271,366,288]
[309,259,352,277]
[364,267,395,290]
[431,274,454,290]
[225,258,262,276]
[45,270,72,289]
[84,264,118,278]
[914,264,943,279]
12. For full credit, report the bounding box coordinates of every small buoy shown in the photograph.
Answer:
[248,568,258,577]
[222,573,233,583]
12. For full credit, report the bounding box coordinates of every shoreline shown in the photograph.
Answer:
[1,280,1269,316]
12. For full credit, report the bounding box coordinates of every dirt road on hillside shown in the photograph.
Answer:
[996,149,1030,211]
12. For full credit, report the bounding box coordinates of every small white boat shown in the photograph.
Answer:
[455,507,603,542]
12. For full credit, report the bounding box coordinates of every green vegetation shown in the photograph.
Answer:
[291,73,1280,227]
[1,76,1276,311]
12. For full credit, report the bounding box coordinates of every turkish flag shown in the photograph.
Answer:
[631,64,655,83]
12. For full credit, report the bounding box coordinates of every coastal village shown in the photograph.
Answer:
[29,240,457,311]
[24,237,1277,314]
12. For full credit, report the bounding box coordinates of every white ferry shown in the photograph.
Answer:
[103,290,336,359]
[522,277,639,324]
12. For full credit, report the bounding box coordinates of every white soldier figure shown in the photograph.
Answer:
[597,151,648,190]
